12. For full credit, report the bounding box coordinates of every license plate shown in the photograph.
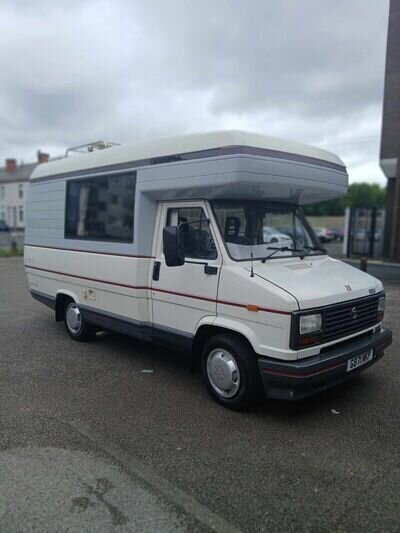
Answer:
[346,349,374,372]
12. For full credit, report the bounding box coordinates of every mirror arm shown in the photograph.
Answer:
[184,260,218,275]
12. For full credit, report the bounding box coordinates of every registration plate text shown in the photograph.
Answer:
[347,349,374,372]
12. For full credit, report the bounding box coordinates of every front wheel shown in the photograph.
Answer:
[64,299,95,342]
[201,334,263,410]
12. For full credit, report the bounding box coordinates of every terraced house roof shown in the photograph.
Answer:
[0,162,37,184]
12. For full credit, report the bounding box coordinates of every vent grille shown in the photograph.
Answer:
[323,295,379,343]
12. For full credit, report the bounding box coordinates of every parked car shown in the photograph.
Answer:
[314,227,334,243]
[278,226,305,244]
[0,220,10,232]
[263,226,292,246]
[330,228,344,241]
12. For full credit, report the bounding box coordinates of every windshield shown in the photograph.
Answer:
[211,200,325,261]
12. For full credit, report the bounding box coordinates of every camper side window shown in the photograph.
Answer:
[167,207,217,260]
[65,173,136,242]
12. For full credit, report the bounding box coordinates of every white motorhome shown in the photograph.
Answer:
[25,131,392,409]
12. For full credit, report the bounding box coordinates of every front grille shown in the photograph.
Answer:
[323,294,379,343]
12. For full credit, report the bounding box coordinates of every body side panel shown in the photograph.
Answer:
[216,264,298,360]
[25,247,152,326]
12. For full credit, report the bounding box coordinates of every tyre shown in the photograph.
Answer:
[201,333,263,410]
[64,298,96,342]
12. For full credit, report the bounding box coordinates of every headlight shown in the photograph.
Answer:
[377,296,385,321]
[299,314,322,334]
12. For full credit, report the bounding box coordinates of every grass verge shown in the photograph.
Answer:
[0,248,23,257]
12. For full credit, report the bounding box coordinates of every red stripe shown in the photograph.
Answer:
[26,265,148,291]
[24,243,154,259]
[153,286,217,304]
[216,298,291,315]
[258,306,290,315]
[25,265,291,315]
[262,361,347,379]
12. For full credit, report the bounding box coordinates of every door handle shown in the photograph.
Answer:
[204,265,218,275]
[152,261,161,281]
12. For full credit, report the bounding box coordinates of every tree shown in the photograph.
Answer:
[303,183,386,216]
[345,183,386,208]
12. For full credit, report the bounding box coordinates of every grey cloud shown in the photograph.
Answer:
[134,0,388,117]
[0,0,389,184]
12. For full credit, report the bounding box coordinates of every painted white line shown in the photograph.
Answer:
[69,418,242,533]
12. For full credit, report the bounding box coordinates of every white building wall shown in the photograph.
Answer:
[0,180,29,229]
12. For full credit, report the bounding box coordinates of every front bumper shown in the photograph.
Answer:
[258,328,392,400]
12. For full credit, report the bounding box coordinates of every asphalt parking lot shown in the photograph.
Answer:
[0,258,399,532]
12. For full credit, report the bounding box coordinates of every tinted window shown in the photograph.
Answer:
[167,207,217,260]
[65,173,136,242]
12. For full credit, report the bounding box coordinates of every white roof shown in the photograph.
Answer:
[31,130,345,180]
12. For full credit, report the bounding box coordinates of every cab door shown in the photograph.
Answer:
[151,202,221,346]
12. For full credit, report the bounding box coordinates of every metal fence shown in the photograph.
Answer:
[344,207,386,258]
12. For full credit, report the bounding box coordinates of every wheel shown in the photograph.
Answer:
[64,299,95,342]
[201,333,263,410]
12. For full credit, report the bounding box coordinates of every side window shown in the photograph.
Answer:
[65,173,136,242]
[166,207,217,260]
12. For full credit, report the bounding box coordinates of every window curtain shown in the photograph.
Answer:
[77,184,90,236]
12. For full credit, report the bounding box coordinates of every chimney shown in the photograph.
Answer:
[5,159,17,173]
[37,150,50,164]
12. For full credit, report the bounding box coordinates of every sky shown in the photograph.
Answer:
[0,0,390,184]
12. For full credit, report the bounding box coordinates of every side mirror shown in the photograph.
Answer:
[163,225,185,266]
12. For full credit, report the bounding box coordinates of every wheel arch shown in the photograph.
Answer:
[192,318,257,365]
[55,290,79,322]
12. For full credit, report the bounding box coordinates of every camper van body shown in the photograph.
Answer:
[25,131,392,408]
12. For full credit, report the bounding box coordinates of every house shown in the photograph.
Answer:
[0,151,49,229]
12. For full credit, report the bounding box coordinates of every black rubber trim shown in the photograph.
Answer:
[80,305,193,352]
[80,306,152,342]
[258,327,392,400]
[30,289,56,310]
[152,324,193,353]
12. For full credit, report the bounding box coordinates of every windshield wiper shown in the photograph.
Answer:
[300,245,327,259]
[261,246,306,263]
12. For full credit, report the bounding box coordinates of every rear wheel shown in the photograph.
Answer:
[64,299,95,342]
[201,333,263,410]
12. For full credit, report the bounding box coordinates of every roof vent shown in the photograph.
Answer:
[65,141,120,157]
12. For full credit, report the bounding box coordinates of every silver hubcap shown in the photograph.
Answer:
[206,348,241,398]
[66,303,82,334]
